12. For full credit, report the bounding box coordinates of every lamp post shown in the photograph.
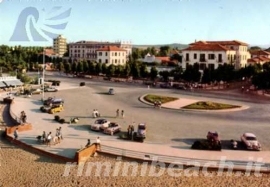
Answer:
[42,48,45,101]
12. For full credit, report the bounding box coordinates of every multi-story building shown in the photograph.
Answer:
[53,35,67,57]
[182,40,250,70]
[96,46,127,66]
[68,40,132,61]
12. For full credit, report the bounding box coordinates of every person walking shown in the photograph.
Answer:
[14,128,18,139]
[85,139,91,148]
[58,127,63,140]
[116,109,119,118]
[46,132,52,146]
[42,131,47,143]
[121,110,125,118]
[96,137,101,150]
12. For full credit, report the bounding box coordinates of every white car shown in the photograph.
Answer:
[44,87,58,92]
[240,133,261,151]
[90,119,110,131]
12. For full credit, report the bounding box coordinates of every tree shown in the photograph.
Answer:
[124,64,131,77]
[88,61,96,74]
[158,46,171,56]
[96,63,102,75]
[107,64,115,77]
[159,71,170,82]
[82,60,89,73]
[140,63,149,78]
[150,66,158,80]
[76,61,83,73]
[72,62,77,73]
[250,46,262,51]
[102,63,107,74]
[64,63,71,73]
[131,62,140,78]
[59,62,64,72]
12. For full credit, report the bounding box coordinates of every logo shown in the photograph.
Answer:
[10,6,72,42]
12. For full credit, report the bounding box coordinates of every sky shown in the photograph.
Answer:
[0,0,270,47]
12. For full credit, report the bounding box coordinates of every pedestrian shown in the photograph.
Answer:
[131,125,134,140]
[116,109,119,118]
[55,128,61,143]
[42,131,47,143]
[96,137,101,150]
[46,132,52,146]
[85,139,91,148]
[92,109,96,118]
[14,128,18,139]
[127,125,131,139]
[58,127,63,140]
[121,110,125,118]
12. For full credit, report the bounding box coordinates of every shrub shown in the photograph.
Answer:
[54,115,60,121]
[59,118,66,124]
[80,82,85,87]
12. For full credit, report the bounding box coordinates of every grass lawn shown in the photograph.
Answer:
[182,101,240,110]
[144,94,178,104]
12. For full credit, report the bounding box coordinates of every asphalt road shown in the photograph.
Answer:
[29,73,270,150]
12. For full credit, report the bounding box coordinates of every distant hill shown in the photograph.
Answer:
[133,43,188,49]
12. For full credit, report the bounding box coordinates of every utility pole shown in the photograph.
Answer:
[42,48,45,101]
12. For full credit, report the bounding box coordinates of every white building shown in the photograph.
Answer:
[182,40,250,70]
[68,40,132,61]
[53,35,67,57]
[96,46,127,66]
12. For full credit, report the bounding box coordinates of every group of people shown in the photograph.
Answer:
[40,127,63,146]
[20,111,27,124]
[85,137,101,150]
[92,109,100,118]
[154,101,162,108]
[127,125,135,139]
[116,109,125,118]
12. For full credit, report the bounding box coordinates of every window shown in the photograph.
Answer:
[194,53,197,59]
[99,52,102,56]
[106,52,108,56]
[218,54,222,62]
[208,54,215,60]
[186,53,190,61]
[199,63,206,70]
[105,59,108,63]
[99,59,101,63]
[115,52,117,56]
[200,54,206,62]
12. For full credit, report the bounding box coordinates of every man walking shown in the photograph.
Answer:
[14,128,18,139]
[96,137,101,150]
[116,109,119,118]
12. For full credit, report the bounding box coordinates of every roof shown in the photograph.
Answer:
[182,44,231,51]
[96,46,127,52]
[189,40,249,46]
[155,57,170,62]
[243,133,256,138]
[247,56,270,63]
[71,41,116,45]
[169,49,180,55]
[249,50,270,56]
[40,49,57,56]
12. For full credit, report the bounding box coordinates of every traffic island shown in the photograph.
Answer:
[182,101,240,110]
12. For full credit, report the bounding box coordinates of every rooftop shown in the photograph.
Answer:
[182,44,231,51]
[96,46,127,52]
[189,40,249,46]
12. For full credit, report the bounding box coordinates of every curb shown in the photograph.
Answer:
[138,94,249,113]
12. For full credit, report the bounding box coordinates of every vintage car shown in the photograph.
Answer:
[48,105,64,114]
[44,97,64,107]
[90,119,110,131]
[103,122,121,135]
[31,89,42,95]
[44,87,58,92]
[241,133,261,151]
[133,123,147,142]
[108,88,114,95]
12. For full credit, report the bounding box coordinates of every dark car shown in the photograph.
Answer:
[160,83,172,88]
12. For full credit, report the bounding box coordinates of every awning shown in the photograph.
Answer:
[4,79,23,86]
[0,81,6,88]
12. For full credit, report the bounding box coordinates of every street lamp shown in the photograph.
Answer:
[42,48,45,101]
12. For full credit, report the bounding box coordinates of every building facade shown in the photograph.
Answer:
[53,35,67,57]
[182,40,250,70]
[68,40,132,61]
[96,46,127,66]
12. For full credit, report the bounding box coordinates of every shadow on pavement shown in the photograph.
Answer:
[30,108,43,113]
[171,138,202,145]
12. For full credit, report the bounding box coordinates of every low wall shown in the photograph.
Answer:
[5,123,32,135]
[75,144,97,164]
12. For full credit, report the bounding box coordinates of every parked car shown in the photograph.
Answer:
[44,87,58,92]
[31,89,42,94]
[44,97,64,107]
[133,123,147,142]
[48,105,64,114]
[108,88,114,95]
[241,133,261,151]
[160,83,172,88]
[90,119,110,131]
[103,122,121,135]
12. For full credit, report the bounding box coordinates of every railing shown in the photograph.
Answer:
[99,145,270,172]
